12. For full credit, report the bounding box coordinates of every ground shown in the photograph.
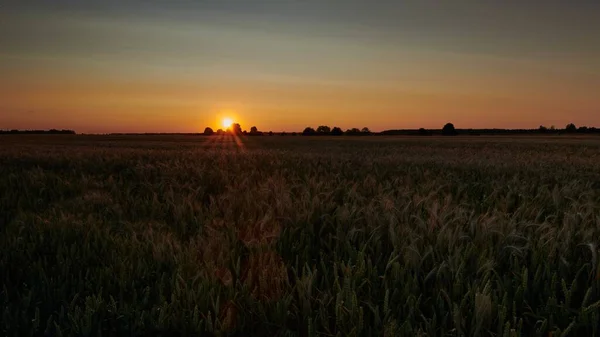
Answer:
[1,134,600,336]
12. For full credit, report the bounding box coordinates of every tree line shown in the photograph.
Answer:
[0,129,76,135]
[3,123,596,136]
[203,122,600,136]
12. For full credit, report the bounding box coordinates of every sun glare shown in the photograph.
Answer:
[222,118,233,129]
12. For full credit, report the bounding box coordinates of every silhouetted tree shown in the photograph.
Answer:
[442,123,457,136]
[345,128,361,135]
[203,127,214,136]
[331,127,343,136]
[231,123,242,135]
[268,131,274,136]
[302,127,316,135]
[243,130,248,135]
[248,126,263,136]
[579,126,589,133]
[316,125,331,134]
[216,129,224,135]
[565,123,577,133]
[539,125,548,133]
[361,127,371,134]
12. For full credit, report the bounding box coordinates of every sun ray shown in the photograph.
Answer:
[232,132,245,151]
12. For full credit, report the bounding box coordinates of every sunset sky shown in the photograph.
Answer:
[1,1,599,133]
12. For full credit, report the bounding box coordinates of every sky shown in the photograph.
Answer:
[1,1,599,133]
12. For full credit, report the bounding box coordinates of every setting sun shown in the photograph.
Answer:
[222,118,233,129]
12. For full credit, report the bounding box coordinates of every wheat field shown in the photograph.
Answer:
[1,134,600,336]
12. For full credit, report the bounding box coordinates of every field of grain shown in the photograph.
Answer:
[2,134,600,336]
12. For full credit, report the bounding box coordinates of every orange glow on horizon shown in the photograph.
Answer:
[1,69,598,133]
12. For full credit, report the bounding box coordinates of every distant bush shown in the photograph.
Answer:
[248,126,263,136]
[442,123,458,136]
[302,127,316,136]
[316,125,331,135]
[331,127,343,136]
[231,123,243,135]
[203,127,214,136]
[345,128,361,136]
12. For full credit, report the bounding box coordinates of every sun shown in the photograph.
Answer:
[222,118,233,129]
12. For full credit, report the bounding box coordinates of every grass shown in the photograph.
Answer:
[1,134,600,336]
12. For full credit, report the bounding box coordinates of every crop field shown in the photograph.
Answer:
[2,134,600,336]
